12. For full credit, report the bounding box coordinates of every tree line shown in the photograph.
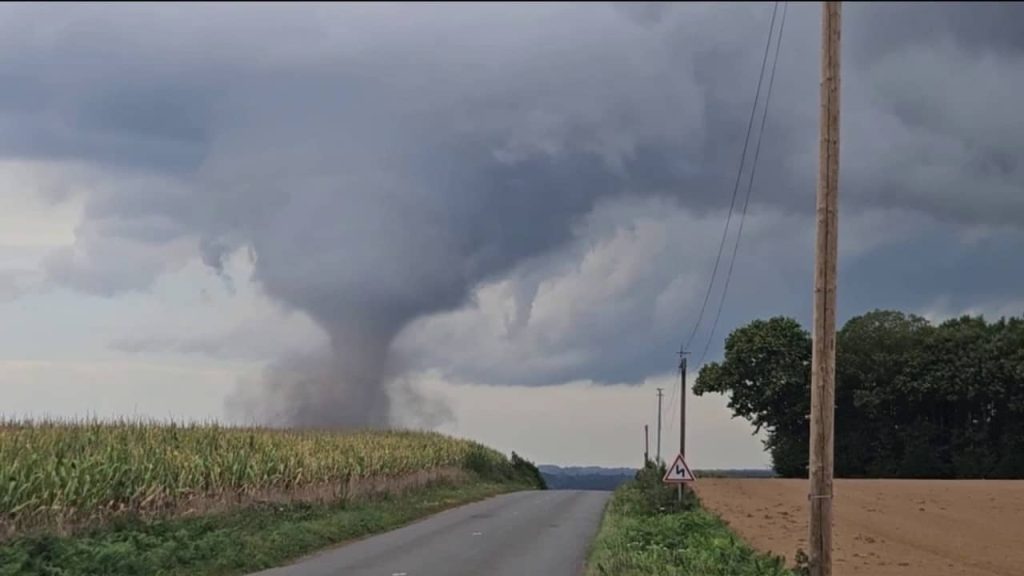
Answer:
[694,310,1024,478]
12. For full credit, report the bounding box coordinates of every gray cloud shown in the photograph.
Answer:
[396,201,1024,388]
[612,2,674,28]
[2,3,1023,426]
[0,269,39,301]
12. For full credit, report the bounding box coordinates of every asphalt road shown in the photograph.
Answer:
[248,490,610,576]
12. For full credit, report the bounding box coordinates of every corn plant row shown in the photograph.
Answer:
[0,419,507,527]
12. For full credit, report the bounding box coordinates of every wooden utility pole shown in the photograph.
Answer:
[656,388,664,464]
[809,3,841,576]
[644,425,650,466]
[679,348,689,500]
[679,348,688,460]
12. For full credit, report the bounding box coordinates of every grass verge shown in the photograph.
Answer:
[0,479,528,576]
[586,464,793,576]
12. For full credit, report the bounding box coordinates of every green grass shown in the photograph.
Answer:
[586,465,793,576]
[0,479,527,576]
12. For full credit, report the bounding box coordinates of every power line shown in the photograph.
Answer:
[670,3,782,437]
[681,1,780,355]
[698,1,788,367]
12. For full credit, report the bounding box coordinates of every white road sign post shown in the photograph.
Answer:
[663,453,696,483]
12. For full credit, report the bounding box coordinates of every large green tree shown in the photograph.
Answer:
[834,310,931,477]
[693,317,811,477]
[696,309,1024,479]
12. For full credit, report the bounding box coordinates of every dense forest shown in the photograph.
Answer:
[695,310,1024,478]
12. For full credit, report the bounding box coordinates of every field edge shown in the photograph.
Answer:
[0,478,534,576]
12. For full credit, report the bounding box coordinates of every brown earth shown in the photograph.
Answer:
[696,478,1024,576]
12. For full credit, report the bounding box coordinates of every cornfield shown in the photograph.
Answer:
[0,419,510,536]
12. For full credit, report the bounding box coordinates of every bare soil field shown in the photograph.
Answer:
[697,479,1024,576]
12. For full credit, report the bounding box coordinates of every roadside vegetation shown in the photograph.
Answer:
[587,463,792,576]
[0,419,544,575]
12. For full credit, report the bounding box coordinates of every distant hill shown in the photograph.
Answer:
[539,465,777,490]
[693,469,777,478]
[539,465,637,491]
[539,465,637,476]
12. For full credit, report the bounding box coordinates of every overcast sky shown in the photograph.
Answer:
[2,2,1023,468]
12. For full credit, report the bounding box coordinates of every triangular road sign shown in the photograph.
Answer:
[663,453,696,483]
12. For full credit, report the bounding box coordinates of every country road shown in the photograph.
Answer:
[248,490,610,576]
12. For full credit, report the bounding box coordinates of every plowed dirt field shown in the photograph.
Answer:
[697,479,1024,576]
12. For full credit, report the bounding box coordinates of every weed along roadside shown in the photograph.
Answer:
[586,463,794,576]
[0,421,546,576]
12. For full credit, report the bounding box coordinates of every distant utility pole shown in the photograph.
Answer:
[809,3,841,576]
[644,425,650,466]
[656,388,664,464]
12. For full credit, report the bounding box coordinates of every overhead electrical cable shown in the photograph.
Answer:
[698,1,788,368]
[669,2,784,436]
[680,1,781,356]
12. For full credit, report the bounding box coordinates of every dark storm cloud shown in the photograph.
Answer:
[613,2,674,27]
[845,2,1024,60]
[3,3,1023,422]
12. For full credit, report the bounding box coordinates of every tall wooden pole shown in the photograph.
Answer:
[656,388,664,464]
[679,349,688,500]
[809,3,841,576]
[644,425,650,466]
[679,349,687,460]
